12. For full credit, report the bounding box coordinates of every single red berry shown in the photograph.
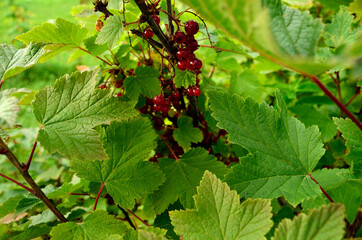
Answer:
[185,35,195,44]
[177,60,189,71]
[192,87,201,97]
[187,40,199,51]
[174,30,186,44]
[160,105,170,114]
[144,29,154,38]
[185,20,199,35]
[98,83,107,89]
[116,92,123,97]
[153,15,160,25]
[176,49,190,60]
[137,62,142,66]
[155,153,164,159]
[114,80,122,88]
[186,52,195,61]
[186,87,194,96]
[153,104,162,112]
[163,100,171,107]
[189,58,202,71]
[172,91,181,99]
[153,94,165,105]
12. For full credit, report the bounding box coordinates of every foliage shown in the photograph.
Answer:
[0,0,361,239]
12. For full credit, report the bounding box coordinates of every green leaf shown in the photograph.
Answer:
[8,223,52,240]
[152,148,229,213]
[324,6,357,48]
[50,210,127,240]
[124,66,161,99]
[174,116,203,149]
[123,227,168,240]
[29,209,57,227]
[348,0,362,21]
[16,18,88,47]
[70,118,165,209]
[334,118,362,178]
[32,69,138,161]
[229,70,265,101]
[0,90,20,128]
[281,0,313,9]
[0,43,44,81]
[170,171,273,240]
[0,195,25,218]
[272,204,345,240]
[209,90,326,206]
[173,69,196,88]
[96,15,123,48]
[289,104,337,142]
[84,35,108,56]
[317,0,353,11]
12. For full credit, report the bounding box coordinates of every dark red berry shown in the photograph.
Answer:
[160,105,170,114]
[155,153,164,159]
[114,80,122,88]
[185,20,199,35]
[153,15,160,25]
[185,35,195,44]
[172,91,181,100]
[98,83,107,89]
[174,30,186,44]
[144,29,154,38]
[153,94,164,105]
[154,104,162,112]
[176,49,189,60]
[163,100,171,107]
[187,40,199,51]
[189,58,202,71]
[116,92,123,97]
[186,52,195,61]
[192,87,201,97]
[177,60,189,71]
[186,87,194,96]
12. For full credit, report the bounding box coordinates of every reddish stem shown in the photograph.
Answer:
[93,182,105,211]
[345,90,361,107]
[309,174,334,203]
[24,141,37,171]
[127,209,150,227]
[308,76,362,130]
[69,192,90,196]
[159,135,179,161]
[0,79,4,90]
[0,172,36,196]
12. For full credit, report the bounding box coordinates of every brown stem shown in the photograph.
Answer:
[127,209,150,227]
[0,138,67,222]
[345,90,360,107]
[134,0,178,56]
[69,192,89,196]
[93,182,105,211]
[24,140,37,171]
[308,76,362,130]
[346,208,362,238]
[166,0,174,35]
[0,173,35,195]
[189,96,200,127]
[118,206,136,229]
[309,174,334,203]
[93,0,113,19]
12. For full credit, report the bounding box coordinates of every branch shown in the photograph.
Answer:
[130,29,163,49]
[166,0,174,35]
[93,0,114,19]
[308,76,362,130]
[24,140,37,171]
[346,209,362,238]
[93,182,105,211]
[0,138,67,223]
[118,206,136,229]
[133,0,178,56]
[309,174,334,203]
[345,89,360,107]
[127,209,150,227]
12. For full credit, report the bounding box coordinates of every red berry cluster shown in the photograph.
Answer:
[175,20,202,73]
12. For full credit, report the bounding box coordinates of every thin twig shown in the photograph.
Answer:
[0,173,35,195]
[118,206,136,229]
[93,182,105,211]
[127,209,150,227]
[0,79,4,90]
[24,140,37,171]
[346,209,362,238]
[308,76,362,130]
[69,192,89,196]
[159,134,178,161]
[0,138,67,222]
[345,90,361,107]
[78,47,112,66]
[309,174,334,203]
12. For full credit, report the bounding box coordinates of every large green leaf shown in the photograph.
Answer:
[334,118,362,178]
[173,69,197,88]
[152,148,228,213]
[124,66,161,99]
[0,90,20,128]
[209,90,328,206]
[0,43,44,81]
[70,118,165,209]
[272,204,345,240]
[179,0,332,75]
[32,69,137,161]
[50,210,127,240]
[96,15,123,48]
[170,171,273,240]
[123,227,167,240]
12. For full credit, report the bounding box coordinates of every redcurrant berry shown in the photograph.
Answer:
[174,30,186,44]
[192,87,201,97]
[186,87,194,96]
[187,40,199,51]
[185,20,199,35]
[176,49,189,60]
[153,94,164,105]
[189,58,202,71]
[98,83,107,89]
[177,60,189,71]
[144,29,154,38]
[160,105,170,114]
[153,104,162,112]
[172,91,181,100]
[185,35,195,45]
[153,15,160,25]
